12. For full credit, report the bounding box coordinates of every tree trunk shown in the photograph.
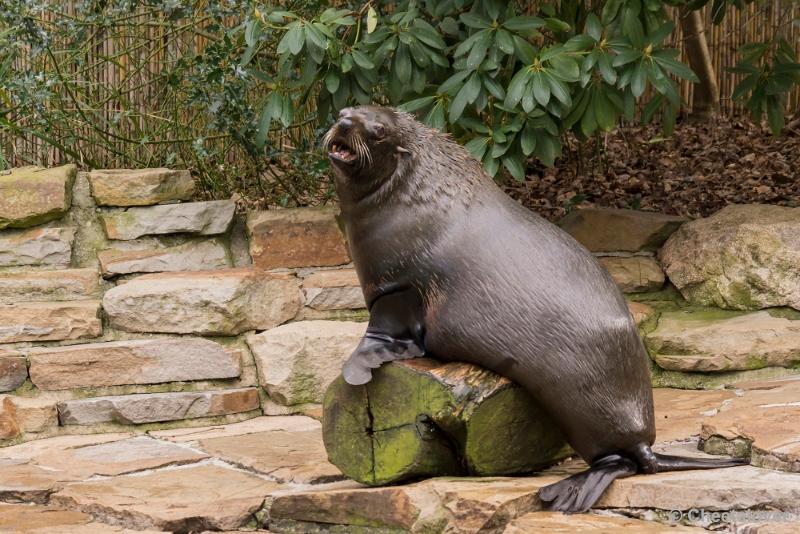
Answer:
[680,7,719,118]
[322,358,572,486]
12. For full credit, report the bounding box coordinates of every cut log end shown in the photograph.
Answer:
[322,358,572,486]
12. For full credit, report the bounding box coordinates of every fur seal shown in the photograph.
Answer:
[324,105,745,513]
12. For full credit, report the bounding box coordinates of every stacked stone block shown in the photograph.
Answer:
[0,166,366,446]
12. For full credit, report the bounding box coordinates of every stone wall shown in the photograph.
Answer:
[2,165,799,447]
[0,166,368,446]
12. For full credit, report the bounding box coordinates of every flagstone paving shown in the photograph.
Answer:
[2,379,800,533]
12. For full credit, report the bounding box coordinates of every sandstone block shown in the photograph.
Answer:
[0,395,58,439]
[647,310,800,372]
[29,338,242,390]
[700,376,800,472]
[0,349,27,392]
[0,301,101,343]
[0,227,74,268]
[58,388,260,425]
[247,320,366,405]
[98,239,230,277]
[198,427,343,484]
[627,301,656,327]
[302,269,365,310]
[0,165,76,229]
[0,268,100,304]
[103,268,301,335]
[598,256,665,293]
[661,204,800,310]
[0,503,164,533]
[88,168,195,206]
[247,206,350,269]
[50,464,280,532]
[101,199,234,240]
[558,207,687,252]
[504,512,703,533]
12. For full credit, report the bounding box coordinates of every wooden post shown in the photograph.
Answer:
[322,358,572,486]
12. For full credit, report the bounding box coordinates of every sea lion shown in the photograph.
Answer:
[323,105,745,513]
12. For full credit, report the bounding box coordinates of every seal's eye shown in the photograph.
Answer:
[373,124,386,140]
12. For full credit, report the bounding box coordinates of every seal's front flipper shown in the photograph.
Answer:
[538,455,637,513]
[342,289,425,386]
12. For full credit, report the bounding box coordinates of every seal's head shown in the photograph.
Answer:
[323,106,411,202]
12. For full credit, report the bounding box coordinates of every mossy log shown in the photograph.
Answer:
[322,358,572,486]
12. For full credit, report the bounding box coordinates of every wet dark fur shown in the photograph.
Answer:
[325,106,746,513]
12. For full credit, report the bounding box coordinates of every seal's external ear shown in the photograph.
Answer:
[396,146,410,154]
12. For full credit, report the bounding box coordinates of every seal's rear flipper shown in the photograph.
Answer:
[630,442,749,473]
[538,455,637,513]
[342,289,425,386]
[652,453,749,471]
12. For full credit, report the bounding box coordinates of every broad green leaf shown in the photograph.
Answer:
[585,13,602,41]
[593,87,616,131]
[502,154,525,181]
[400,95,436,112]
[462,73,482,104]
[549,55,580,82]
[653,56,698,82]
[766,95,785,135]
[439,69,472,94]
[647,21,674,45]
[580,97,598,136]
[454,30,488,58]
[440,17,460,36]
[504,68,531,108]
[394,44,412,84]
[520,126,537,155]
[483,150,500,176]
[460,13,492,29]
[483,76,506,100]
[598,53,617,84]
[622,8,644,49]
[408,40,431,68]
[601,0,624,24]
[411,20,447,49]
[496,29,515,55]
[254,102,272,149]
[367,6,378,33]
[492,142,510,158]
[464,136,490,160]
[503,16,546,32]
[324,70,340,94]
[341,53,354,73]
[513,35,536,64]
[631,62,646,97]
[545,18,571,33]
[425,101,446,130]
[466,30,492,70]
[563,88,591,128]
[545,72,571,106]
[532,71,550,106]
[731,74,759,100]
[352,50,375,69]
[533,134,559,167]
[522,80,536,112]
[305,23,328,50]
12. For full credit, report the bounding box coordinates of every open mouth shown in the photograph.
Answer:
[329,140,357,165]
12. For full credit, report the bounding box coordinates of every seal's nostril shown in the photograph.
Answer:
[338,118,353,132]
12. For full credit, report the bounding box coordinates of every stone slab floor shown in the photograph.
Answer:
[2,377,800,533]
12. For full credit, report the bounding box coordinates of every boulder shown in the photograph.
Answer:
[0,227,74,268]
[557,207,687,252]
[246,320,365,405]
[302,269,365,310]
[100,199,234,240]
[598,256,665,293]
[57,388,260,425]
[0,165,76,229]
[660,204,800,310]
[246,206,350,269]
[28,338,242,390]
[98,239,230,277]
[0,349,27,392]
[50,464,280,532]
[0,268,100,304]
[0,301,102,343]
[103,268,301,335]
[88,168,194,206]
[647,310,800,372]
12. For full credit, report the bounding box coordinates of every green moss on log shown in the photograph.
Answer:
[322,358,571,486]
